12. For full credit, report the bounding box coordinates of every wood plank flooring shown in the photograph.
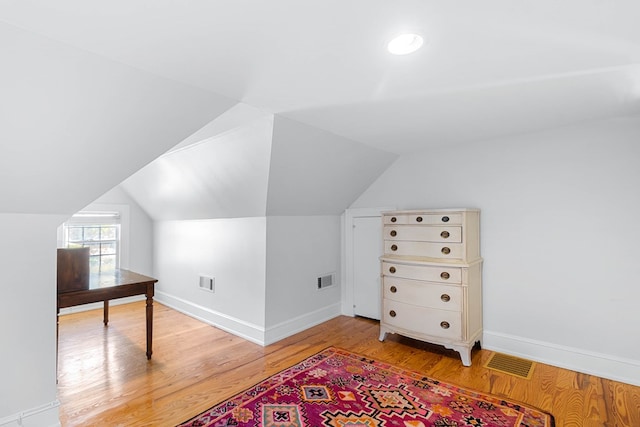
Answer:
[57,301,640,426]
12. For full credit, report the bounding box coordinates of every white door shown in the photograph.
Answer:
[352,216,383,319]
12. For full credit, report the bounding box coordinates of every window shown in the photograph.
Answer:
[62,211,121,274]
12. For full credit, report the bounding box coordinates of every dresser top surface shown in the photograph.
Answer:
[382,208,480,215]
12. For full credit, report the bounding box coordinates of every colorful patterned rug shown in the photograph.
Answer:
[178,347,554,427]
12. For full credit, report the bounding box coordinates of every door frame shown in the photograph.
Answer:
[342,207,394,316]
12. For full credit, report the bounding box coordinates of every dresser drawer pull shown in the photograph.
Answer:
[440,271,450,279]
[441,294,450,302]
[440,321,450,329]
[390,286,397,293]
[441,247,451,255]
[390,230,397,237]
[390,217,397,223]
[391,244,398,251]
[441,216,450,222]
[440,230,450,238]
[389,266,396,274]
[389,310,397,317]
[416,216,423,222]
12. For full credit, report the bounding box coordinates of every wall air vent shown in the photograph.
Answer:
[317,273,335,290]
[199,275,215,292]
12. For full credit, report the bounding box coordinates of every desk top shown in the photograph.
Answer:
[58,268,157,308]
[90,269,158,290]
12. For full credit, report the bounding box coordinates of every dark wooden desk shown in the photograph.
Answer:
[57,269,158,359]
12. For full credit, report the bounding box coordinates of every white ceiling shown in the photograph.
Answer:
[121,114,274,220]
[0,21,233,214]
[2,1,640,153]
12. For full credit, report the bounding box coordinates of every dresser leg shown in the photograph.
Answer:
[459,350,472,367]
[378,329,387,342]
[447,344,472,366]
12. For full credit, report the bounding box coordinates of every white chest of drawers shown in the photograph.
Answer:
[378,209,483,366]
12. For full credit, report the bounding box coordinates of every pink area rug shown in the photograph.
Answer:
[178,347,554,427]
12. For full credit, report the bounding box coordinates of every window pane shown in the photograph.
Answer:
[64,218,120,273]
[67,227,84,242]
[86,243,101,256]
[101,242,117,255]
[101,255,116,272]
[84,227,101,241]
[89,256,100,274]
[101,226,117,240]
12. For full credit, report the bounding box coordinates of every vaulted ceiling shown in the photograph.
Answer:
[0,21,234,215]
[2,1,640,216]
[120,106,395,220]
[3,1,640,152]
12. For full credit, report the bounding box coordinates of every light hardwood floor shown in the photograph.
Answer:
[57,301,640,426]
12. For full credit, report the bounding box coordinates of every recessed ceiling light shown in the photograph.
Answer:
[387,33,424,55]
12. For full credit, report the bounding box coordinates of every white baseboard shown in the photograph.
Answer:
[264,302,342,345]
[154,291,266,345]
[0,400,60,427]
[155,291,342,347]
[483,330,640,386]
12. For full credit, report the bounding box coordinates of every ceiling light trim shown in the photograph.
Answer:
[387,33,424,55]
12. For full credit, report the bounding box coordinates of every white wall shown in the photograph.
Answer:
[91,186,154,276]
[0,214,67,427]
[351,116,640,385]
[153,218,267,343]
[152,215,343,345]
[264,216,342,343]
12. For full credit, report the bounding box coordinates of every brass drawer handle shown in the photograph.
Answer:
[441,247,451,255]
[440,321,450,329]
[440,230,450,238]
[390,286,397,293]
[391,244,398,251]
[389,266,396,274]
[390,230,397,237]
[441,294,450,302]
[389,310,397,317]
[416,216,423,222]
[390,217,397,223]
[440,271,450,279]
[441,216,449,222]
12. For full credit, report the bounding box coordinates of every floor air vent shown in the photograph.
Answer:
[485,352,535,379]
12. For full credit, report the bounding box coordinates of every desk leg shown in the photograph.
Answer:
[56,307,59,382]
[103,300,109,326]
[146,291,153,360]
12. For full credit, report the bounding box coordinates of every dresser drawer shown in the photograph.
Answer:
[383,225,462,243]
[384,241,464,259]
[383,277,462,311]
[382,300,463,340]
[382,262,462,283]
[383,213,463,225]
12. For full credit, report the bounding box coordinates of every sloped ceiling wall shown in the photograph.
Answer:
[266,116,397,215]
[0,22,235,215]
[121,112,275,220]
[0,20,396,220]
[121,110,397,219]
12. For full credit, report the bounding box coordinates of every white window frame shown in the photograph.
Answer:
[62,211,121,273]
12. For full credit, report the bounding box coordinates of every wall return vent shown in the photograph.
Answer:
[317,273,335,290]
